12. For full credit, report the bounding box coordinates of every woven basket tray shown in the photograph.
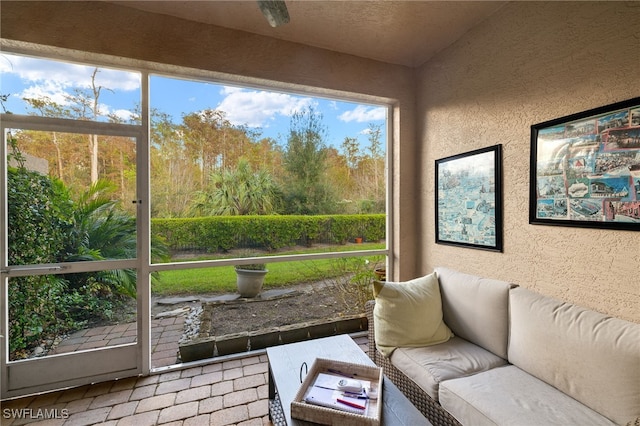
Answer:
[291,358,383,426]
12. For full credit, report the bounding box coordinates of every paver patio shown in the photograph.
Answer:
[1,335,368,425]
[49,315,186,368]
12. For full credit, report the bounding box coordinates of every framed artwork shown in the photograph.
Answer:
[530,97,640,231]
[435,144,503,252]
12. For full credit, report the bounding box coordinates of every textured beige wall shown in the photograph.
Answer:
[417,2,640,322]
[0,1,418,279]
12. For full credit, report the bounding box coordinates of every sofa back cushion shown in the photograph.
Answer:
[435,267,514,359]
[508,287,640,425]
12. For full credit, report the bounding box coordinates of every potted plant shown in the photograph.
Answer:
[374,268,386,281]
[235,263,268,298]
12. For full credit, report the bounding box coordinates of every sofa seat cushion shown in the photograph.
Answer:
[389,336,508,400]
[439,365,617,426]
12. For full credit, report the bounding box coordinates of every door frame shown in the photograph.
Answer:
[1,110,150,399]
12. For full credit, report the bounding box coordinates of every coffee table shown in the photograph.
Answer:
[266,334,431,425]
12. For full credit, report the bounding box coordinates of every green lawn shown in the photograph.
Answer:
[153,243,385,295]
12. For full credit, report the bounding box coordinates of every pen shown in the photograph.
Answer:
[327,368,354,378]
[337,398,366,410]
[342,391,367,398]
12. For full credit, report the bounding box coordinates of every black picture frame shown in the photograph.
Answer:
[529,97,640,231]
[435,144,503,252]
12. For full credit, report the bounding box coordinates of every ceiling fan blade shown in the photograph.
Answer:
[257,0,290,27]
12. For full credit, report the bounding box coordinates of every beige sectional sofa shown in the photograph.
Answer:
[365,267,640,426]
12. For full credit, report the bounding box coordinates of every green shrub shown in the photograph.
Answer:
[152,214,385,252]
[7,167,70,357]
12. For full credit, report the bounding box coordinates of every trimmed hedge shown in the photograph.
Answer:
[152,214,385,252]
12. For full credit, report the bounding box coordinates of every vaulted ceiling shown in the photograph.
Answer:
[111,1,507,68]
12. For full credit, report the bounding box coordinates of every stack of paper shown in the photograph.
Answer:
[303,373,371,415]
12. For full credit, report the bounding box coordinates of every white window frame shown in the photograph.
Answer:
[0,41,394,392]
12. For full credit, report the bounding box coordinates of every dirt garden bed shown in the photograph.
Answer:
[177,282,371,360]
[202,286,364,336]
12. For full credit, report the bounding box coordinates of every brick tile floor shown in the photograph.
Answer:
[1,336,368,426]
[49,315,186,369]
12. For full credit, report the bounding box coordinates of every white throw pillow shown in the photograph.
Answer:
[373,272,453,357]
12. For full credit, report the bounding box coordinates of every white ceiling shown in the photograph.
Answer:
[111,1,507,67]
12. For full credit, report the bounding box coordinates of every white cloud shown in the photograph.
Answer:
[338,105,386,123]
[1,53,140,118]
[111,108,136,122]
[1,54,139,92]
[220,86,243,95]
[20,80,69,106]
[217,86,315,127]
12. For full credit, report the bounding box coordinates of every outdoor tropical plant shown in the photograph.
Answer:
[62,180,138,297]
[323,256,382,312]
[189,158,282,216]
[61,179,169,298]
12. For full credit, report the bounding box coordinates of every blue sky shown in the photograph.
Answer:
[1,53,386,150]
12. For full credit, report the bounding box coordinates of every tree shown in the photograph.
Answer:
[181,109,233,188]
[150,109,197,217]
[282,107,337,214]
[23,68,127,193]
[352,123,385,213]
[252,136,285,180]
[341,136,360,178]
[23,96,71,180]
[65,68,111,184]
[366,123,384,201]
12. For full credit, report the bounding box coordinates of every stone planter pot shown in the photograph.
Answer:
[235,268,268,298]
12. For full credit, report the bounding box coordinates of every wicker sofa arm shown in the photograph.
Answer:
[364,299,461,426]
[365,300,377,362]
